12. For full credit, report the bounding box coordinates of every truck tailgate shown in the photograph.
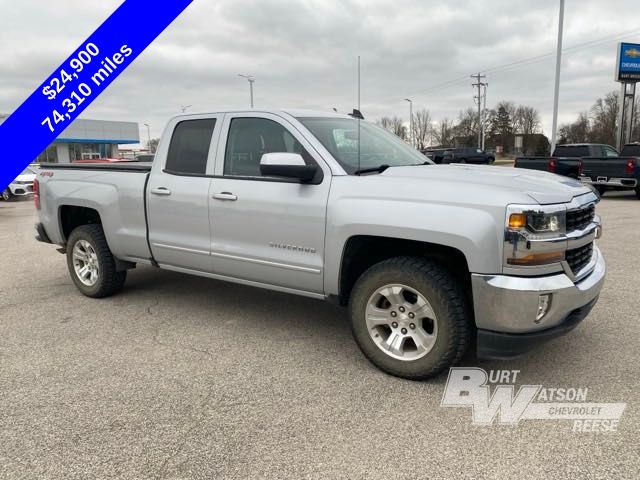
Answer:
[581,158,633,178]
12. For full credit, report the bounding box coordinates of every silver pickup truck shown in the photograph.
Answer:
[34,109,605,379]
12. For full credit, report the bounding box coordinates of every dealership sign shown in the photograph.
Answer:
[615,42,640,82]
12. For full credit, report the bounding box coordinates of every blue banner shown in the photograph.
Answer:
[0,0,193,189]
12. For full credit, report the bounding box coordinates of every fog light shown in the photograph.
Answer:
[595,225,603,239]
[536,294,552,323]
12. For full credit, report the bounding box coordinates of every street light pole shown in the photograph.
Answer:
[404,98,413,146]
[238,74,255,108]
[550,0,565,154]
[143,123,151,153]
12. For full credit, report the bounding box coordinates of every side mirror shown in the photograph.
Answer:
[260,153,318,182]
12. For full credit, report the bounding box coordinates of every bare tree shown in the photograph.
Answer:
[411,109,432,150]
[376,116,407,140]
[376,116,394,132]
[391,116,408,140]
[513,106,541,135]
[514,106,541,152]
[452,108,479,145]
[558,112,590,144]
[590,91,619,146]
[432,118,454,147]
[633,97,640,142]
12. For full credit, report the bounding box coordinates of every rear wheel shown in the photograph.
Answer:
[348,257,471,380]
[458,158,467,164]
[596,185,606,196]
[66,224,127,298]
[636,187,640,200]
[2,189,11,201]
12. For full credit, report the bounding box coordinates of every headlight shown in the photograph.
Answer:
[505,205,567,268]
[509,211,566,233]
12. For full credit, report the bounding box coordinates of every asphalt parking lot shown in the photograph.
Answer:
[0,193,638,479]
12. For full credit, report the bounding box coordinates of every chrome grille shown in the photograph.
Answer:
[566,242,593,275]
[566,204,594,231]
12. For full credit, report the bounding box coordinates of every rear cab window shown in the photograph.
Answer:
[621,144,640,157]
[553,145,590,158]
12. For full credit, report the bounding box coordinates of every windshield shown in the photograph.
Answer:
[298,117,431,174]
[21,167,35,175]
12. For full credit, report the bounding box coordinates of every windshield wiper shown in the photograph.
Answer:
[354,164,390,175]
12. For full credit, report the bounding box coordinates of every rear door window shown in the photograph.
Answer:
[604,146,619,158]
[165,119,217,175]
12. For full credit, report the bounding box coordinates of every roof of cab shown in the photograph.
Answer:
[171,108,354,120]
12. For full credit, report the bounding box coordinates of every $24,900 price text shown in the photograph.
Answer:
[40,43,133,133]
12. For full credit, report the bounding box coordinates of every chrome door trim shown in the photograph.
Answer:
[152,243,210,256]
[210,251,321,274]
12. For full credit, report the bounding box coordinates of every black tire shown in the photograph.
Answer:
[2,189,12,201]
[636,187,640,200]
[348,256,471,380]
[66,224,127,298]
[458,158,467,164]
[596,185,606,197]
[488,157,495,164]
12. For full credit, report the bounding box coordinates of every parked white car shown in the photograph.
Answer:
[2,167,37,201]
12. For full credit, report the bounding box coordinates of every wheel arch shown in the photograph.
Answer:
[336,235,471,306]
[59,204,102,243]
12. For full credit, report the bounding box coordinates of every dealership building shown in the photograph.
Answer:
[0,115,140,163]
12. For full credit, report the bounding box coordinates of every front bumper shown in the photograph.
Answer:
[9,184,34,196]
[471,246,605,358]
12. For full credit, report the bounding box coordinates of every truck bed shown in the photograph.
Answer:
[36,163,152,263]
[40,162,152,172]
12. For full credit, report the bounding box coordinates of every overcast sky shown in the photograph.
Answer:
[1,0,639,146]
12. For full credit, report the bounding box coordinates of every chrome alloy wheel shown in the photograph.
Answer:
[72,239,99,287]
[365,284,438,361]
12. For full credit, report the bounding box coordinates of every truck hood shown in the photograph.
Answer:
[382,164,592,204]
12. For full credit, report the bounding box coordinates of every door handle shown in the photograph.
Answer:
[212,192,238,201]
[150,187,172,196]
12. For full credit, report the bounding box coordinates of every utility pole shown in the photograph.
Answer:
[238,74,255,108]
[404,98,413,146]
[481,83,488,151]
[550,0,565,154]
[471,73,487,149]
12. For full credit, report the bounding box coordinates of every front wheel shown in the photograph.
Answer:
[2,189,11,201]
[66,224,127,298]
[636,187,640,200]
[349,257,471,380]
[596,185,607,197]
